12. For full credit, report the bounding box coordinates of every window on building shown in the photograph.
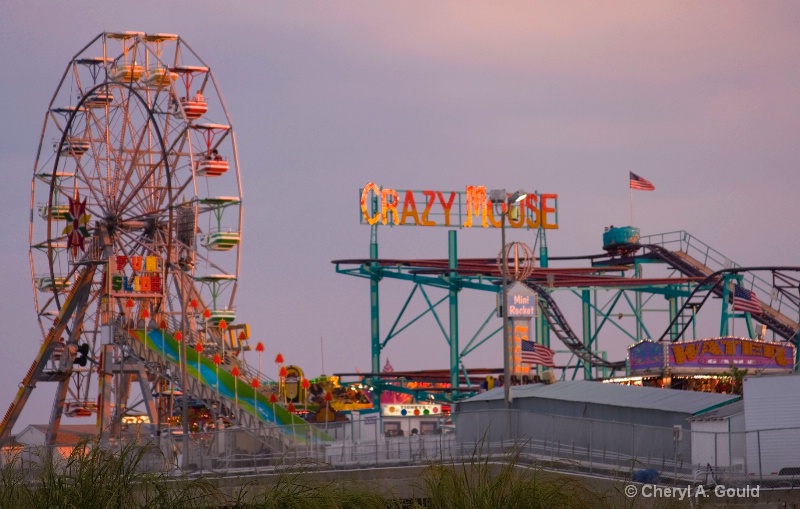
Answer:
[420,421,437,435]
[384,421,403,437]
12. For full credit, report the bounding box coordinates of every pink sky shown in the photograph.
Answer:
[1,1,798,431]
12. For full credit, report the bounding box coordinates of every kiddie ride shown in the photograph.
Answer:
[1,32,332,456]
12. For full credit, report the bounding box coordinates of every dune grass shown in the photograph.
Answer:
[0,438,694,508]
[419,441,598,509]
[0,440,222,509]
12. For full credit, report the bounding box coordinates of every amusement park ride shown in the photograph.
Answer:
[332,187,800,404]
[2,32,799,452]
[0,32,330,451]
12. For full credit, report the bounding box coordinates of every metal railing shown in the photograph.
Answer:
[5,411,800,489]
[642,230,800,327]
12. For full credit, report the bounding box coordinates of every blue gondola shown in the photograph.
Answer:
[602,225,640,256]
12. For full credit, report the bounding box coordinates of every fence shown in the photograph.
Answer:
[455,409,693,482]
[455,409,800,488]
[5,411,800,488]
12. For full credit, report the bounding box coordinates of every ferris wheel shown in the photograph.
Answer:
[16,32,242,432]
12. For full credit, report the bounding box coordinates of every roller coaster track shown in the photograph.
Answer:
[506,244,797,369]
[525,281,626,370]
[334,230,799,374]
[638,244,800,344]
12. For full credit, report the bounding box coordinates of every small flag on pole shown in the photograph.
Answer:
[630,172,655,191]
[732,285,761,315]
[521,340,555,368]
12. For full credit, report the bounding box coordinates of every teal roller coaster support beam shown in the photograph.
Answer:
[720,274,731,336]
[635,264,643,342]
[582,290,592,380]
[370,216,382,406]
[538,226,549,268]
[796,332,800,368]
[537,227,551,350]
[720,274,752,338]
[536,299,548,349]
[668,294,679,341]
[448,230,460,397]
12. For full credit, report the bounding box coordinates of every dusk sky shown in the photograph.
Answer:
[1,1,798,431]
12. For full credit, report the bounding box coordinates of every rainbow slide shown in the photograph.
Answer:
[130,329,333,443]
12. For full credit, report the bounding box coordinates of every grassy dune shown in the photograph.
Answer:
[0,439,692,509]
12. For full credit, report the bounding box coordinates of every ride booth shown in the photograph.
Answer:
[626,337,795,392]
[381,403,449,437]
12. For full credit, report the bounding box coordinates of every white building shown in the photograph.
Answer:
[12,424,98,461]
[743,373,800,476]
[688,400,745,473]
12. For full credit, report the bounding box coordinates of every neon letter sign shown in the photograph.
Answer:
[360,183,559,229]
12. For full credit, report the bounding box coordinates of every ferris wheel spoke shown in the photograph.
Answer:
[117,161,170,217]
[113,226,160,258]
[115,122,154,210]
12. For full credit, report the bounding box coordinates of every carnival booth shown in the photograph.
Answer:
[625,337,795,392]
[381,403,449,437]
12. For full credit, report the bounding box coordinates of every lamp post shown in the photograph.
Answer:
[489,189,527,409]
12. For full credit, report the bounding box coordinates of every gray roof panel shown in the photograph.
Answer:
[462,380,740,416]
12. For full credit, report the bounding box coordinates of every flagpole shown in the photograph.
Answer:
[630,181,634,226]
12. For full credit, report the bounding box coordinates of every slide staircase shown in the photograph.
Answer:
[119,326,333,451]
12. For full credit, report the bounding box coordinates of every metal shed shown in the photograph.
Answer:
[688,399,745,471]
[458,381,739,427]
[455,381,740,469]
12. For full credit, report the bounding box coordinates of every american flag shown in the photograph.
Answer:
[521,340,555,368]
[732,284,761,315]
[629,172,655,191]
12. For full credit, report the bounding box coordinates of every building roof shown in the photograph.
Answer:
[462,380,740,416]
[26,424,98,446]
[1,436,23,449]
[688,399,744,421]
